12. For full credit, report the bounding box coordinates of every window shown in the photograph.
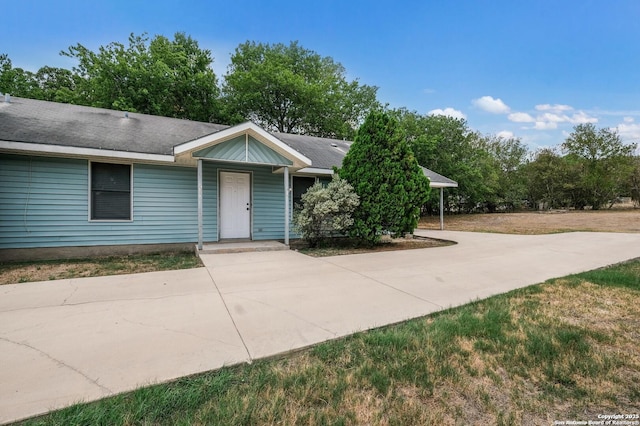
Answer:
[90,162,131,220]
[292,176,317,210]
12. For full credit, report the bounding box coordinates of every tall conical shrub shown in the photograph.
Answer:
[339,111,430,244]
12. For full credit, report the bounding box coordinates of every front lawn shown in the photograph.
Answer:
[0,252,202,285]
[17,260,640,425]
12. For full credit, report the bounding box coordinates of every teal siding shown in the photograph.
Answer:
[194,135,292,166]
[0,154,293,249]
[195,136,246,162]
[248,139,292,165]
[0,154,219,249]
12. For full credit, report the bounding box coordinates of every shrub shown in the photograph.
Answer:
[338,111,430,244]
[293,176,359,247]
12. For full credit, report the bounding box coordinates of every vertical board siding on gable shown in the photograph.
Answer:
[0,154,217,248]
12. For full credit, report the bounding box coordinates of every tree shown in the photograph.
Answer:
[0,54,41,98]
[626,156,640,208]
[393,109,499,213]
[61,32,220,121]
[562,124,636,209]
[222,41,379,139]
[35,66,78,102]
[293,176,360,247]
[338,111,430,244]
[481,135,529,211]
[525,148,575,209]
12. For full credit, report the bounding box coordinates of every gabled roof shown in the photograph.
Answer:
[0,97,226,157]
[174,121,311,169]
[0,96,458,187]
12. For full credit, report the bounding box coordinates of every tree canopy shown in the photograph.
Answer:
[561,124,636,209]
[61,32,221,121]
[222,41,379,139]
[339,111,430,243]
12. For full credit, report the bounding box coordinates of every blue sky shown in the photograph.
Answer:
[3,0,640,151]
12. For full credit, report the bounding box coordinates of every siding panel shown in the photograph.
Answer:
[0,154,214,249]
[0,154,292,249]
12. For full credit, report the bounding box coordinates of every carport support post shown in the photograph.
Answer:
[284,167,290,246]
[197,159,203,251]
[439,187,444,231]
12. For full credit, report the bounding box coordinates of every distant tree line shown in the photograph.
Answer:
[1,32,638,213]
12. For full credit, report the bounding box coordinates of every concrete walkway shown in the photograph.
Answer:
[1,231,639,423]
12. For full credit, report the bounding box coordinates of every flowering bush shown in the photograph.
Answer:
[293,176,359,247]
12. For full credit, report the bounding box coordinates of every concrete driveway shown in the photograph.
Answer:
[1,230,639,423]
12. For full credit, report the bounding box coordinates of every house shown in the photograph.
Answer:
[0,96,456,261]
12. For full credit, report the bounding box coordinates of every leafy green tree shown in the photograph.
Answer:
[626,156,640,208]
[293,176,360,247]
[562,124,636,209]
[339,111,430,244]
[35,66,78,102]
[0,54,41,98]
[481,135,529,211]
[62,32,220,121]
[525,148,574,209]
[222,41,379,139]
[393,109,499,213]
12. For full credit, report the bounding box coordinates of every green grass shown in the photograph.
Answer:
[16,260,640,425]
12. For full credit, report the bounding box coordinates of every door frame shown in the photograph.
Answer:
[218,170,253,240]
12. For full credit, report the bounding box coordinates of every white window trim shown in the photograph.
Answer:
[88,160,134,222]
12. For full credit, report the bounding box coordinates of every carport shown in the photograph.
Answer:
[421,167,459,230]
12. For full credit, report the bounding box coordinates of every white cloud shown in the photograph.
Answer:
[472,96,511,114]
[568,111,598,124]
[538,112,566,123]
[497,130,514,139]
[428,107,466,120]
[615,123,640,142]
[623,116,634,123]
[534,121,558,130]
[521,105,598,131]
[535,104,573,113]
[508,112,535,123]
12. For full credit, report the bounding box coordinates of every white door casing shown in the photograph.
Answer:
[220,172,251,239]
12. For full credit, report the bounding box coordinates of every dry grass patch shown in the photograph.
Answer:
[419,209,640,234]
[0,252,203,285]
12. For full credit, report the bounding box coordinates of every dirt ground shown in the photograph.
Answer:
[419,209,640,234]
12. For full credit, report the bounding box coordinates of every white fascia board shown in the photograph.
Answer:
[429,182,459,188]
[174,122,312,166]
[0,140,175,163]
[293,167,334,176]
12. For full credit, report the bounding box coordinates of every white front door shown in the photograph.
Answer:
[220,172,251,239]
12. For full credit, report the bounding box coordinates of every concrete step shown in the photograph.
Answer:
[197,240,289,255]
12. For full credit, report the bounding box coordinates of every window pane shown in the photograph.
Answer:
[91,163,130,191]
[293,176,316,209]
[91,163,131,220]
